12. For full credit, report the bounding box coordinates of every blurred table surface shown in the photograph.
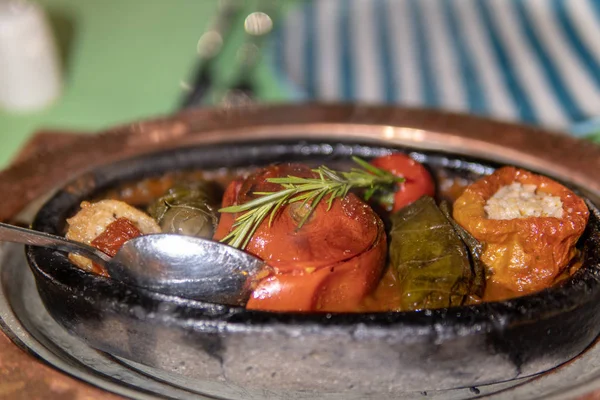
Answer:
[0,0,289,169]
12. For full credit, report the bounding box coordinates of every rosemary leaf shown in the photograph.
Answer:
[220,188,296,213]
[219,157,405,249]
[297,189,328,228]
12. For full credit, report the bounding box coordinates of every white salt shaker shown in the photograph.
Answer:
[0,0,62,112]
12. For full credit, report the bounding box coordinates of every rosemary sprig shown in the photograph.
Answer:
[219,157,404,249]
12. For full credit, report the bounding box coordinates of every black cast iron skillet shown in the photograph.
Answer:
[26,140,600,396]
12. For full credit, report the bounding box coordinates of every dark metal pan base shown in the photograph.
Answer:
[25,140,600,396]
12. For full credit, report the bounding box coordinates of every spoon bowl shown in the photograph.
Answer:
[0,222,265,305]
[110,234,266,305]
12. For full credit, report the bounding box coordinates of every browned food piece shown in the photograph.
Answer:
[453,166,589,299]
[214,163,387,312]
[91,218,142,257]
[66,200,161,274]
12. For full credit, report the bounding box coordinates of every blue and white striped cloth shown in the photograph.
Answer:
[272,0,600,130]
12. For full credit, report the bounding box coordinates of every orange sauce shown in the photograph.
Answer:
[358,268,403,312]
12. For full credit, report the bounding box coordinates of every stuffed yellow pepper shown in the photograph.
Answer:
[453,167,589,300]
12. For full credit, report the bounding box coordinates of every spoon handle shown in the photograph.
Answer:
[0,222,110,266]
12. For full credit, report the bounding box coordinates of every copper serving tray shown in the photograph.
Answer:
[1,104,600,399]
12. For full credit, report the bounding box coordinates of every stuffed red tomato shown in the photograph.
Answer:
[214,164,387,312]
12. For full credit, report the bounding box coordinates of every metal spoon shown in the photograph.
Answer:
[0,222,267,306]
